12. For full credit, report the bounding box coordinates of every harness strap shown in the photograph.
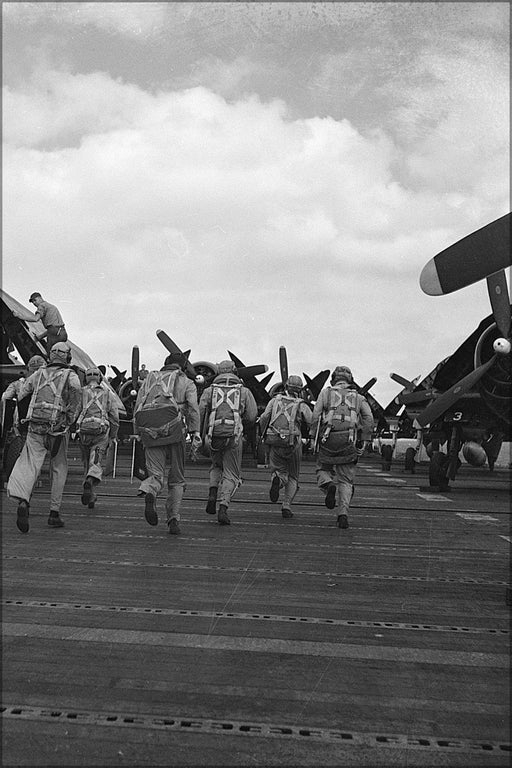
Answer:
[26,367,71,424]
[322,387,358,442]
[207,383,242,439]
[78,388,108,426]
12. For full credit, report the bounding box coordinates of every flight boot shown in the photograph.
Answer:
[269,475,280,503]
[144,493,158,526]
[337,513,349,529]
[16,499,30,534]
[205,486,218,515]
[168,518,181,535]
[217,504,231,526]
[81,477,98,509]
[48,510,64,528]
[324,482,337,510]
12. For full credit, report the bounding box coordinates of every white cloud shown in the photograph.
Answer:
[3,59,507,406]
[387,40,509,198]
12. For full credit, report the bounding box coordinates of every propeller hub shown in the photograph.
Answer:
[493,337,511,355]
[195,374,205,385]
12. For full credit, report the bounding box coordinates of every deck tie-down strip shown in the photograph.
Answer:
[2,705,510,754]
[3,599,508,636]
[3,555,508,586]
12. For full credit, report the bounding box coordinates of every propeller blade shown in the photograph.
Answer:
[486,270,511,338]
[227,350,245,368]
[111,366,126,378]
[131,346,140,394]
[156,330,196,379]
[238,364,269,379]
[279,346,288,384]
[419,212,511,295]
[416,356,496,427]
[390,372,419,391]
[303,370,330,400]
[259,372,274,389]
[359,377,377,395]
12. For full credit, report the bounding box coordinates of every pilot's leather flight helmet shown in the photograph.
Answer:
[217,360,237,375]
[331,366,353,385]
[27,355,45,374]
[49,342,72,365]
[85,367,102,384]
[285,375,303,396]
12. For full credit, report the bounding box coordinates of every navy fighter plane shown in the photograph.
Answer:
[389,213,511,487]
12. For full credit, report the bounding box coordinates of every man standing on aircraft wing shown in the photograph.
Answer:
[258,375,312,519]
[7,342,82,533]
[310,366,374,529]
[12,292,68,356]
[77,367,120,509]
[199,360,258,526]
[134,352,201,535]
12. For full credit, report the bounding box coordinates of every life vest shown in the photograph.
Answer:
[25,367,72,434]
[264,394,302,446]
[134,370,184,446]
[77,386,110,437]
[207,375,243,440]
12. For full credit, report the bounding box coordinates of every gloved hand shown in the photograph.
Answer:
[191,432,202,449]
[355,440,366,457]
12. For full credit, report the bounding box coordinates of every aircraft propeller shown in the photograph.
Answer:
[416,213,511,428]
[390,373,420,392]
[279,346,288,385]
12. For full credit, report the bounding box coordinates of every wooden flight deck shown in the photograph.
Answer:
[2,443,510,766]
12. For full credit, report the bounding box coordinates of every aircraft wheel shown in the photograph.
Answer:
[380,444,393,471]
[429,451,449,490]
[3,434,26,481]
[404,447,416,473]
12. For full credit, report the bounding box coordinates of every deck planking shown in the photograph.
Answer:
[2,442,510,766]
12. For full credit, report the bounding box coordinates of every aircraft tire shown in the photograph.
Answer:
[380,444,393,471]
[429,450,449,490]
[404,447,416,473]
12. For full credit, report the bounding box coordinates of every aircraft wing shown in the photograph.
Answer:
[1,289,126,416]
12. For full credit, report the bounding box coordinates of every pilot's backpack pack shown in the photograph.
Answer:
[25,367,72,434]
[207,375,243,441]
[264,394,302,447]
[134,370,184,446]
[77,386,110,437]
[319,386,360,463]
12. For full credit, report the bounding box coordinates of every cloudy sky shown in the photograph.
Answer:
[2,2,510,406]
